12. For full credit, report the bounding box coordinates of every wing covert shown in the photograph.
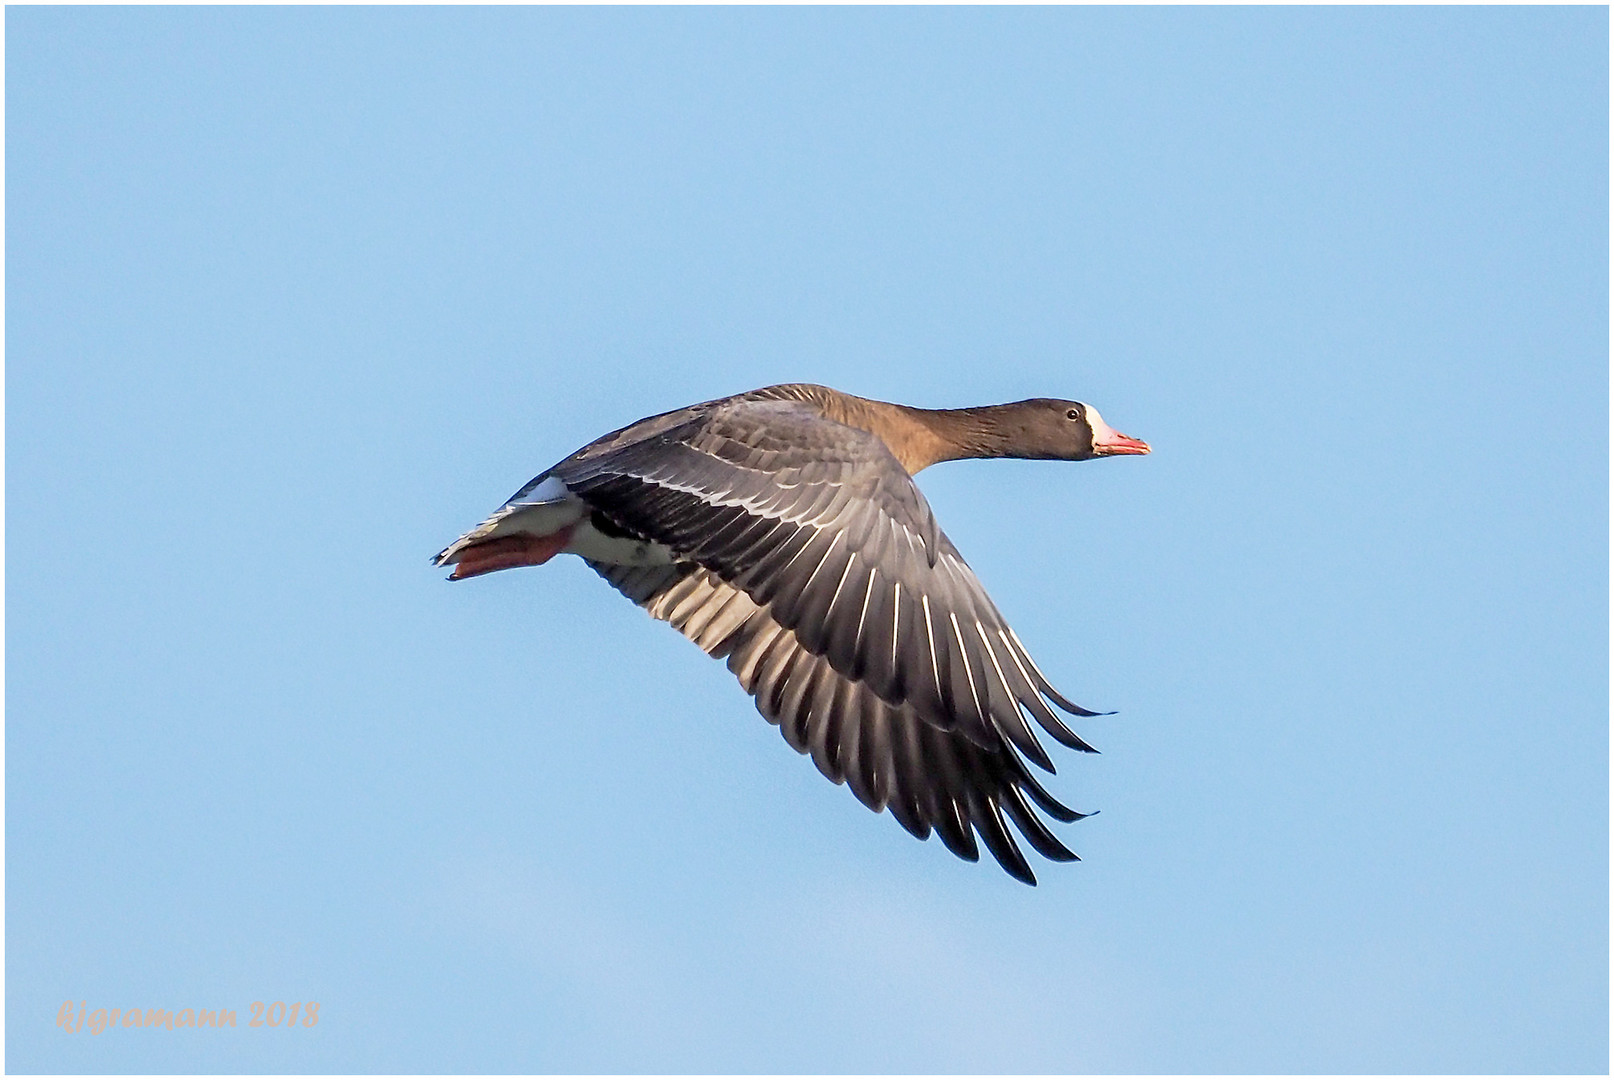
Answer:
[553,397,1101,765]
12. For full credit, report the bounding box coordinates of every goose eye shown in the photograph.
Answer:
[1066,408,1082,421]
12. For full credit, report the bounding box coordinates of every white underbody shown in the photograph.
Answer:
[446,474,675,567]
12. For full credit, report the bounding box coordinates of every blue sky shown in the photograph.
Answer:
[7,6,1606,1073]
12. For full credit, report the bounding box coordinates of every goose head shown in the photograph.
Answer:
[948,399,1152,462]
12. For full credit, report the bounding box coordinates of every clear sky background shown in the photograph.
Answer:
[7,6,1607,1074]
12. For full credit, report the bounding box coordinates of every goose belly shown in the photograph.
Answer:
[563,518,676,567]
[487,475,674,567]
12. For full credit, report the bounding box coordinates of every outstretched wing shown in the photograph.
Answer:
[557,397,1102,883]
[591,562,1090,884]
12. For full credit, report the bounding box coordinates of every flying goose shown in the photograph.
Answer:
[434,383,1149,884]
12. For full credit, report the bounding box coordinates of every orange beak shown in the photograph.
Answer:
[1093,429,1151,456]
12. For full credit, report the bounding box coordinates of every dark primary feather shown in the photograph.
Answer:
[558,393,1102,884]
[590,561,1090,885]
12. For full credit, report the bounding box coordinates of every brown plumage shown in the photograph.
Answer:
[435,383,1150,884]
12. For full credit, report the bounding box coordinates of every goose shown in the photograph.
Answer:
[434,383,1149,884]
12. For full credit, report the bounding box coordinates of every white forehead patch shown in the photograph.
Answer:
[1083,404,1121,445]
